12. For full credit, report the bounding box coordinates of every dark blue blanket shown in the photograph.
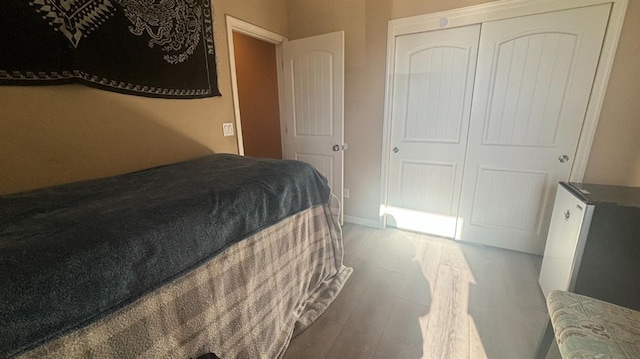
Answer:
[0,154,330,357]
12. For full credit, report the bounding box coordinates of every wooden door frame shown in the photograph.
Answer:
[379,0,629,229]
[225,15,288,156]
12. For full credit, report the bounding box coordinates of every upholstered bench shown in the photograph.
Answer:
[546,290,640,358]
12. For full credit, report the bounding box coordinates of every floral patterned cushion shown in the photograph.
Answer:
[548,290,640,359]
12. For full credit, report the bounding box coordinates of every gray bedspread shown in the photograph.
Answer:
[0,154,330,358]
[17,205,352,359]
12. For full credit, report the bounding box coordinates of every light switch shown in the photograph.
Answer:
[222,123,234,137]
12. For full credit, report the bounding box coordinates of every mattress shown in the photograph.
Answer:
[16,204,352,358]
[0,154,340,357]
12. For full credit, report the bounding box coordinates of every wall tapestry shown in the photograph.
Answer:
[0,0,221,99]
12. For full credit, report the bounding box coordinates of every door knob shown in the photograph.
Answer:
[332,145,340,151]
[559,155,570,163]
[393,147,399,153]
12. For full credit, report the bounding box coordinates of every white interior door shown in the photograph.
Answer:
[387,25,481,237]
[457,4,611,254]
[282,32,345,210]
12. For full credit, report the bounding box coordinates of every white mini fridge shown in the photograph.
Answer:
[539,182,640,311]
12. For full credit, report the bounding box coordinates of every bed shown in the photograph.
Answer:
[0,154,352,358]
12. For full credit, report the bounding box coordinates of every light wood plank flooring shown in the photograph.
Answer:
[284,224,559,359]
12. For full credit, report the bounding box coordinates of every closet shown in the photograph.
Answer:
[383,2,620,254]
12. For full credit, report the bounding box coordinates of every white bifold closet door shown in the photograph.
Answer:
[387,25,481,237]
[387,4,611,254]
[458,4,610,254]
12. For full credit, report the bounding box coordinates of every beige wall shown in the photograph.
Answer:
[288,0,640,222]
[0,0,288,195]
[583,0,640,186]
[3,0,639,219]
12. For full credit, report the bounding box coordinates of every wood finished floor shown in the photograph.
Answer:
[284,224,560,359]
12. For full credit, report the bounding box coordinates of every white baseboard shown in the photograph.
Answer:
[344,215,383,229]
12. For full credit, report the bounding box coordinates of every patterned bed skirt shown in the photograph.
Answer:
[18,204,352,358]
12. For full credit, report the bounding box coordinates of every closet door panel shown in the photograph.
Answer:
[387,24,480,237]
[458,4,611,254]
[483,33,577,146]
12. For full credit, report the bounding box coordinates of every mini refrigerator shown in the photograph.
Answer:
[539,182,640,311]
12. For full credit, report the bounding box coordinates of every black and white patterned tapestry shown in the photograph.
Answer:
[0,0,221,98]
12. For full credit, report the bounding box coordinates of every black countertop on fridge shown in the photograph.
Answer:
[561,181,640,208]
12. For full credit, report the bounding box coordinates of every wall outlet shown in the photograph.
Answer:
[344,188,350,199]
[222,123,234,137]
